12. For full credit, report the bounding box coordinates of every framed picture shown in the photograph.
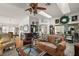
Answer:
[72,15,78,21]
[70,28,74,31]
[32,21,34,25]
[23,25,29,32]
[55,19,59,24]
[60,16,69,24]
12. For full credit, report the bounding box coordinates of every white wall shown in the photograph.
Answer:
[67,12,79,24]
[19,16,29,26]
[29,16,52,34]
[0,15,30,36]
[0,16,20,34]
[52,12,79,34]
[39,18,51,34]
[0,16,20,25]
[18,16,30,37]
[53,12,79,25]
[29,16,39,25]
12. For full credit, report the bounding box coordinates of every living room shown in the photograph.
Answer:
[0,3,79,56]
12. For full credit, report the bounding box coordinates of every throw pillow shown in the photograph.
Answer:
[41,34,48,42]
[53,38,61,45]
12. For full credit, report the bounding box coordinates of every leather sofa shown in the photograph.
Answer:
[36,35,66,56]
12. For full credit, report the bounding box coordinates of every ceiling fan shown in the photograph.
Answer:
[25,3,46,15]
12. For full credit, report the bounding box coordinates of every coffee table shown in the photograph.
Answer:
[17,38,48,56]
[21,44,47,56]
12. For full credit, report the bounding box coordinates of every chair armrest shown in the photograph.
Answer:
[57,41,66,50]
[59,41,66,46]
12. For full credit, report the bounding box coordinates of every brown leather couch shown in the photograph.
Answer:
[36,35,66,56]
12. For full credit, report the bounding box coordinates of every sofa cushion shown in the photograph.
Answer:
[53,38,62,45]
[38,34,48,42]
[38,42,57,49]
[48,35,64,44]
[41,34,48,42]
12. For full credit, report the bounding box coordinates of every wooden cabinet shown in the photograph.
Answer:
[74,43,79,56]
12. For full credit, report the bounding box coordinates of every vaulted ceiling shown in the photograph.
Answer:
[0,3,79,19]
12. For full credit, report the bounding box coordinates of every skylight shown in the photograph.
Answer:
[57,3,70,14]
[38,11,52,18]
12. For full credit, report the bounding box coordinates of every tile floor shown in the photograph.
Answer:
[65,42,74,56]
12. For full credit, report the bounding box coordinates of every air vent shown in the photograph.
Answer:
[46,3,51,5]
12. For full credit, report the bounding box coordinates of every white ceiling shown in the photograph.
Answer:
[0,3,28,19]
[0,3,79,19]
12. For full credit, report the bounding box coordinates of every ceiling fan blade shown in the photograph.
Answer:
[25,8,32,14]
[37,7,46,10]
[25,8,30,11]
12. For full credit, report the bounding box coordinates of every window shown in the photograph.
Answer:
[2,26,15,33]
[2,26,8,33]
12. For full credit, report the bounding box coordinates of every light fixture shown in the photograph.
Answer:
[25,3,46,15]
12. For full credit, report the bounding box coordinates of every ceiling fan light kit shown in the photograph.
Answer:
[25,3,46,15]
